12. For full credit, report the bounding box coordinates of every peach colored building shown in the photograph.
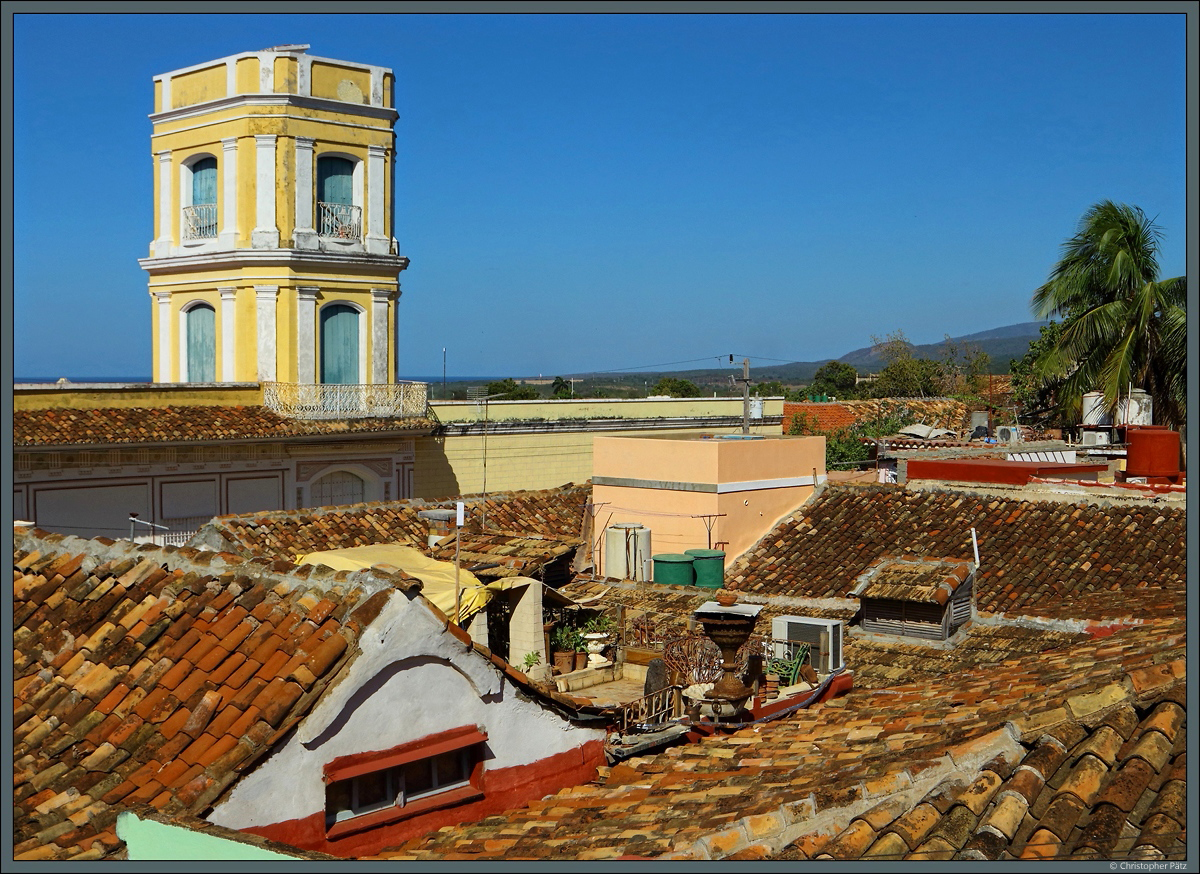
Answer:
[591,434,826,571]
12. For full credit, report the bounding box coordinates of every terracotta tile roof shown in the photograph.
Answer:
[192,484,591,561]
[785,402,858,432]
[850,557,972,605]
[726,485,1186,622]
[12,528,420,861]
[775,685,1187,861]
[13,405,435,447]
[371,616,1184,860]
[429,531,579,579]
[785,399,971,434]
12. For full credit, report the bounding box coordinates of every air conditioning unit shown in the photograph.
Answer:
[771,616,844,674]
[995,425,1021,444]
[1081,430,1111,447]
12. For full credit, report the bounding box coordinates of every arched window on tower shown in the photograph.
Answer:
[317,156,360,240]
[183,156,218,239]
[320,303,361,385]
[185,303,216,382]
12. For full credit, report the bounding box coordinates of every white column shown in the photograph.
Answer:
[219,287,237,381]
[369,65,385,107]
[298,55,312,97]
[251,135,279,248]
[365,144,389,255]
[257,52,275,92]
[154,292,172,382]
[154,150,173,257]
[293,137,317,249]
[225,58,237,97]
[296,287,318,384]
[219,137,238,249]
[159,75,171,111]
[371,289,391,384]
[255,285,279,382]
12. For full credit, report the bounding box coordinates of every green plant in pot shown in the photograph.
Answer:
[551,624,580,674]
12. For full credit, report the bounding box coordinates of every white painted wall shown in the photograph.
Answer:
[208,591,603,830]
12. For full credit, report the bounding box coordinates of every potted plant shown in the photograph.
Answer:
[551,624,580,674]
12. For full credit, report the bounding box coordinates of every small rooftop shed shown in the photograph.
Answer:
[850,557,975,641]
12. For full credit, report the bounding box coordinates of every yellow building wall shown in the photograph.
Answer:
[434,397,786,425]
[150,112,393,251]
[147,270,396,383]
[170,64,227,109]
[310,61,371,102]
[236,56,259,96]
[15,385,264,411]
[275,56,298,94]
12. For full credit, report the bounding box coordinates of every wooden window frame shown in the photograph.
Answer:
[323,725,487,839]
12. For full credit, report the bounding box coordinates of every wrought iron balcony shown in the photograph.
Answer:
[263,381,429,420]
[318,202,362,240]
[182,204,218,239]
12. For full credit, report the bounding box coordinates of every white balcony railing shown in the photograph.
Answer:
[182,204,218,239]
[263,381,430,420]
[318,202,362,240]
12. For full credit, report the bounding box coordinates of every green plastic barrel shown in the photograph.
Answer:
[686,549,726,589]
[652,554,695,587]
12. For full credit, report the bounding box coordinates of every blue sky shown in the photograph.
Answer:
[9,11,1190,379]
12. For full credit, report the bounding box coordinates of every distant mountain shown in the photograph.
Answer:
[577,321,1050,386]
[836,321,1049,373]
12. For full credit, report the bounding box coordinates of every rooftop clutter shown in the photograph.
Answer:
[13,475,1187,861]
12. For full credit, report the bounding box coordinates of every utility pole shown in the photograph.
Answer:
[738,358,751,434]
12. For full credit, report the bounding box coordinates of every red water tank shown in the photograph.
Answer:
[1125,426,1181,478]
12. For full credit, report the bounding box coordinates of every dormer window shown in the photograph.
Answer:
[322,725,487,839]
[183,156,218,239]
[317,155,360,240]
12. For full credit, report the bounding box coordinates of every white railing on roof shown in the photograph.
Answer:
[263,381,429,420]
[161,515,213,546]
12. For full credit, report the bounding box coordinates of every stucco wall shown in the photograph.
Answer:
[591,435,826,566]
[207,590,603,849]
[14,384,264,411]
[413,419,783,500]
[432,396,785,424]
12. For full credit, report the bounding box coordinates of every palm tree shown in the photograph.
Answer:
[1030,201,1186,429]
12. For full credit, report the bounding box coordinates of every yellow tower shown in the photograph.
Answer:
[140,45,408,386]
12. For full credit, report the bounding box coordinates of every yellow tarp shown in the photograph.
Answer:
[295,544,526,624]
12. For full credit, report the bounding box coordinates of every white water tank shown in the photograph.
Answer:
[604,523,652,581]
[1119,390,1153,426]
[1081,392,1113,426]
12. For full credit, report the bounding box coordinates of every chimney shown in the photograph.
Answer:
[417,508,457,548]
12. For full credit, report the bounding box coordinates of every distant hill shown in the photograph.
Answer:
[836,321,1049,373]
[579,321,1049,387]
